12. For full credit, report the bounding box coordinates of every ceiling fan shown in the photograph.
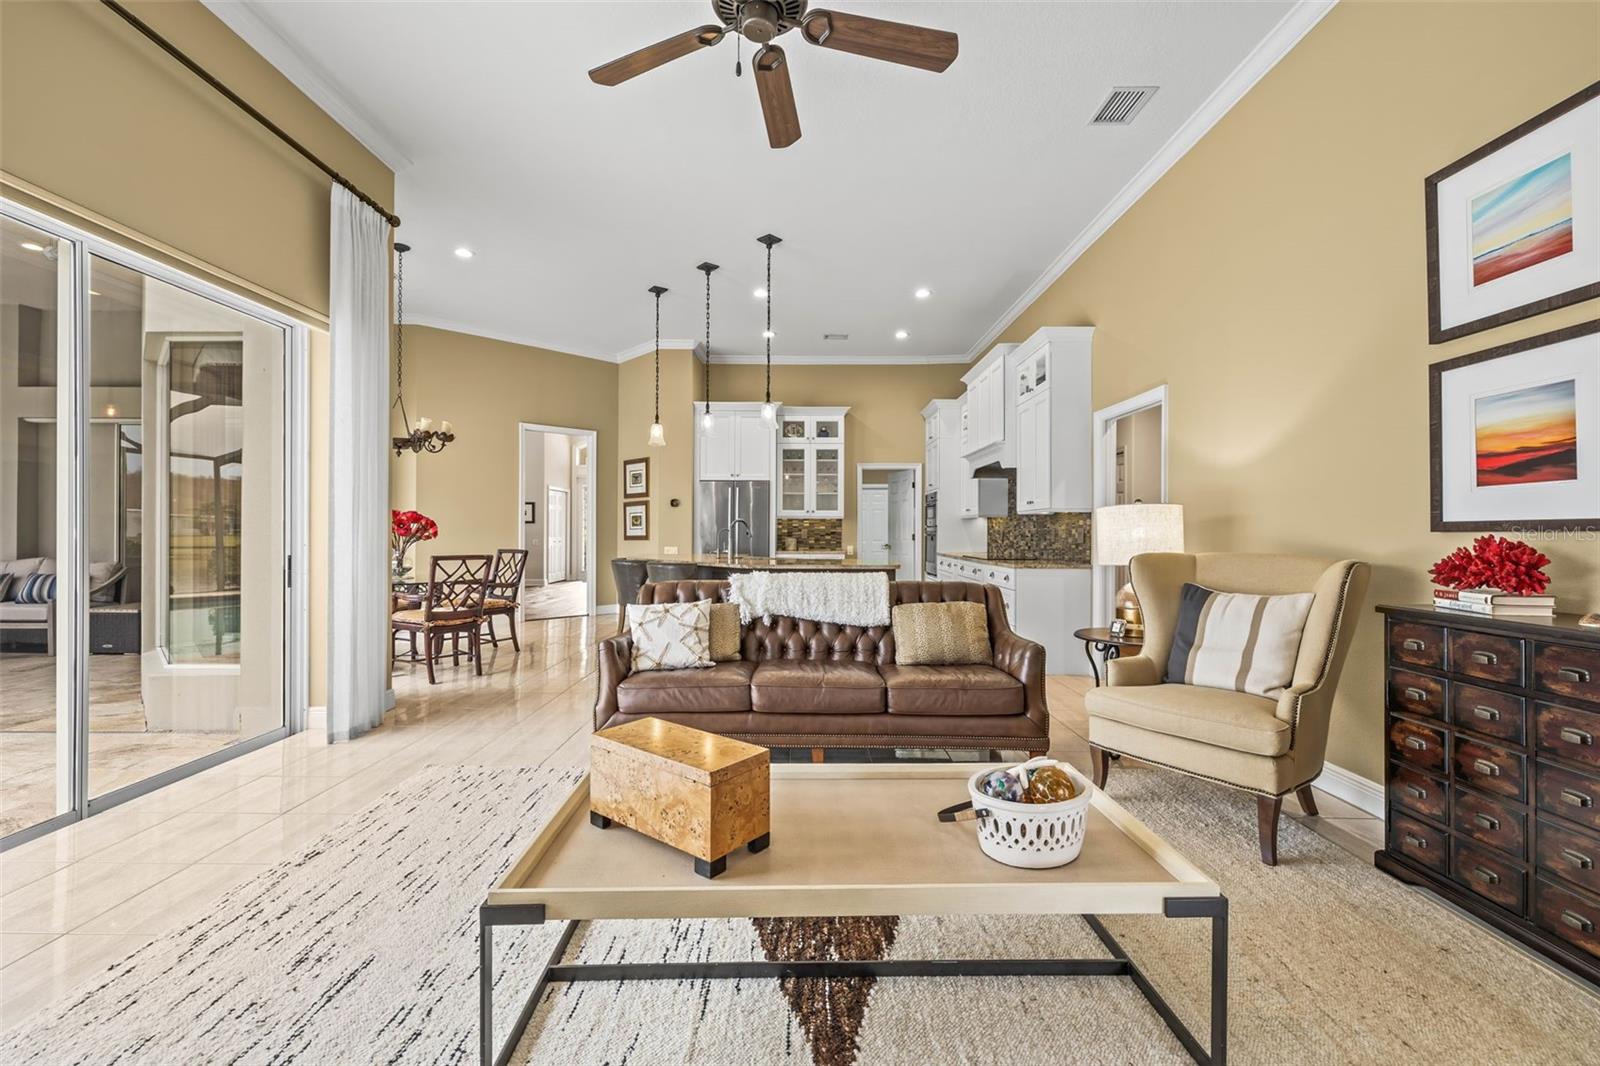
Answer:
[587,1,958,149]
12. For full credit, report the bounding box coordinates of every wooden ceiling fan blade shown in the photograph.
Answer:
[588,25,725,86]
[800,9,957,73]
[754,45,801,149]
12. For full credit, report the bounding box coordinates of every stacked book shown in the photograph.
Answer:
[1433,588,1555,618]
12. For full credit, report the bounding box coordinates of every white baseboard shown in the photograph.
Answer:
[1313,762,1385,819]
[595,603,619,616]
[383,687,396,711]
[307,706,326,732]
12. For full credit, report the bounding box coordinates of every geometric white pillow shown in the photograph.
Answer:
[626,599,715,672]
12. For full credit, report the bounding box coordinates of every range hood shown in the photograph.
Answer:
[968,462,1010,517]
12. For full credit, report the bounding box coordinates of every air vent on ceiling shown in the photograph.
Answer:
[823,333,849,341]
[1091,86,1157,125]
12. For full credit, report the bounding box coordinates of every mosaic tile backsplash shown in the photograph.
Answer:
[982,470,1092,562]
[777,517,844,552]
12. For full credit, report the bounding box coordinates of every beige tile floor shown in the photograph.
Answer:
[0,613,1385,1031]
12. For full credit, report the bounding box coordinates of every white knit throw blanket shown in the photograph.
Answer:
[727,570,891,628]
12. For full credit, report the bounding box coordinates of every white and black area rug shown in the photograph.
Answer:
[3,765,1598,1065]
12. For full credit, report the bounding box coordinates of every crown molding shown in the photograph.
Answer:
[405,315,596,360]
[612,339,702,363]
[704,352,971,365]
[202,1,414,172]
[962,0,1337,361]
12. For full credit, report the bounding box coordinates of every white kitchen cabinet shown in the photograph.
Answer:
[959,343,1017,463]
[1007,327,1093,513]
[696,405,776,481]
[776,406,847,518]
[936,554,1091,674]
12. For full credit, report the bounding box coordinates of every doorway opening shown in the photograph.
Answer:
[1090,386,1169,627]
[517,424,596,621]
[855,463,921,581]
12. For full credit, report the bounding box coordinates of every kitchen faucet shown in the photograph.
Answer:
[720,517,751,561]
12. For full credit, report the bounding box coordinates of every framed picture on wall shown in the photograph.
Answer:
[1426,82,1600,343]
[1430,319,1598,531]
[623,457,649,499]
[623,501,650,540]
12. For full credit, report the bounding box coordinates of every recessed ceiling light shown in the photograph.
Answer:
[453,246,474,259]
[762,330,775,339]
[914,287,931,300]
[20,241,45,252]
[894,329,909,340]
[753,287,767,299]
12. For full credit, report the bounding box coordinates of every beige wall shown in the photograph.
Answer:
[2,0,394,713]
[616,349,697,558]
[709,362,967,550]
[398,326,621,604]
[993,1,1600,783]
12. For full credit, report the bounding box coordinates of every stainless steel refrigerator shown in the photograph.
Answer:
[695,481,772,557]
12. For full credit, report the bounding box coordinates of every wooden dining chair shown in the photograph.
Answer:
[391,554,492,684]
[481,548,529,650]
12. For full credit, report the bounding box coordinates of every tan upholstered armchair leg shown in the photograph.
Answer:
[1090,745,1110,789]
[1258,794,1282,866]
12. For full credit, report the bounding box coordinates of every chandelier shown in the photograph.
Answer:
[391,243,455,456]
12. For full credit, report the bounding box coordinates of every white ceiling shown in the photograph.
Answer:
[208,1,1318,363]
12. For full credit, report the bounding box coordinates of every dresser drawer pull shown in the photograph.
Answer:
[1471,865,1500,885]
[1560,789,1595,809]
[1473,813,1500,831]
[1558,666,1593,684]
[1473,705,1502,723]
[1403,784,1428,800]
[1561,910,1595,934]
[1402,638,1426,652]
[1403,833,1430,849]
[1471,651,1499,666]
[1562,848,1594,871]
[1472,758,1502,777]
[1404,687,1429,703]
[1559,727,1594,747]
[1404,736,1429,752]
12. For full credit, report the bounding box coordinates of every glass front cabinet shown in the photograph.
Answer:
[776,406,847,518]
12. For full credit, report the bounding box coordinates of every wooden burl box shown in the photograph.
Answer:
[590,717,771,878]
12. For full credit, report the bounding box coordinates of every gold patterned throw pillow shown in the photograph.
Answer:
[627,600,715,672]
[709,602,743,662]
[891,601,992,666]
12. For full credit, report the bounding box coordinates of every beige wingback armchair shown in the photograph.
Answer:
[1085,552,1369,865]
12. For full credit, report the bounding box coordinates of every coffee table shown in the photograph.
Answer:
[479,763,1227,1065]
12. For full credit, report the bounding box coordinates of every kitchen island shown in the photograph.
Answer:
[612,555,899,607]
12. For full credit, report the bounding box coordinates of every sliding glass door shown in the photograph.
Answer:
[1,203,302,847]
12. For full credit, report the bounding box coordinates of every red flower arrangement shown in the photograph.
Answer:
[391,509,439,577]
[1429,535,1551,595]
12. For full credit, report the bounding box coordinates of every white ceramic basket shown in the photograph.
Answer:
[965,757,1094,869]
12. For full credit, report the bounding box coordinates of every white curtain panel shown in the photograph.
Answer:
[327,186,391,742]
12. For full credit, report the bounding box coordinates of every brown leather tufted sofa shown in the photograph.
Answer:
[595,580,1049,753]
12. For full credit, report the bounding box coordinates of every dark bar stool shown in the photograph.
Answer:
[610,560,648,607]
[645,562,700,584]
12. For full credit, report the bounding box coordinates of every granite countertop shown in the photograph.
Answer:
[941,552,1091,570]
[618,554,899,571]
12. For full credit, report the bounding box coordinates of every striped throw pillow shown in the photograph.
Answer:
[1165,583,1314,698]
[15,573,57,604]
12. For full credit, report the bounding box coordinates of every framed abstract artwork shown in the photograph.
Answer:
[1426,82,1600,343]
[1430,320,1598,531]
[623,501,649,540]
[623,457,649,499]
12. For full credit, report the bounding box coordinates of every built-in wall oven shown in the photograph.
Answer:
[923,493,938,579]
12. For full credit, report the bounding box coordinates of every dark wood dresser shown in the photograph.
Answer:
[1376,605,1600,985]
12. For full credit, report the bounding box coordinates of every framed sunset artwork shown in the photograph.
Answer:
[1430,320,1599,531]
[1426,82,1600,343]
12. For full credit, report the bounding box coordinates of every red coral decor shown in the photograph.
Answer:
[1429,535,1551,595]
[391,509,439,578]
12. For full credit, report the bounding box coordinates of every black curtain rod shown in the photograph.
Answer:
[100,0,401,229]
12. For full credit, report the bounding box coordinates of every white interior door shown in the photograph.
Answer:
[546,487,568,583]
[859,485,890,564]
[888,472,917,581]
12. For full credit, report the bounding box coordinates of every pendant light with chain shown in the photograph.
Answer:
[647,284,668,447]
[757,233,782,423]
[697,261,718,431]
[390,243,455,456]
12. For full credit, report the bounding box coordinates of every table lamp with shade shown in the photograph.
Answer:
[1092,503,1185,637]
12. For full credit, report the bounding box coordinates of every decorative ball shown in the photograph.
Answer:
[979,769,1024,802]
[1024,765,1077,804]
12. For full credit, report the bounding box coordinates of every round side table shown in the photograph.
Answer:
[1072,627,1145,687]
